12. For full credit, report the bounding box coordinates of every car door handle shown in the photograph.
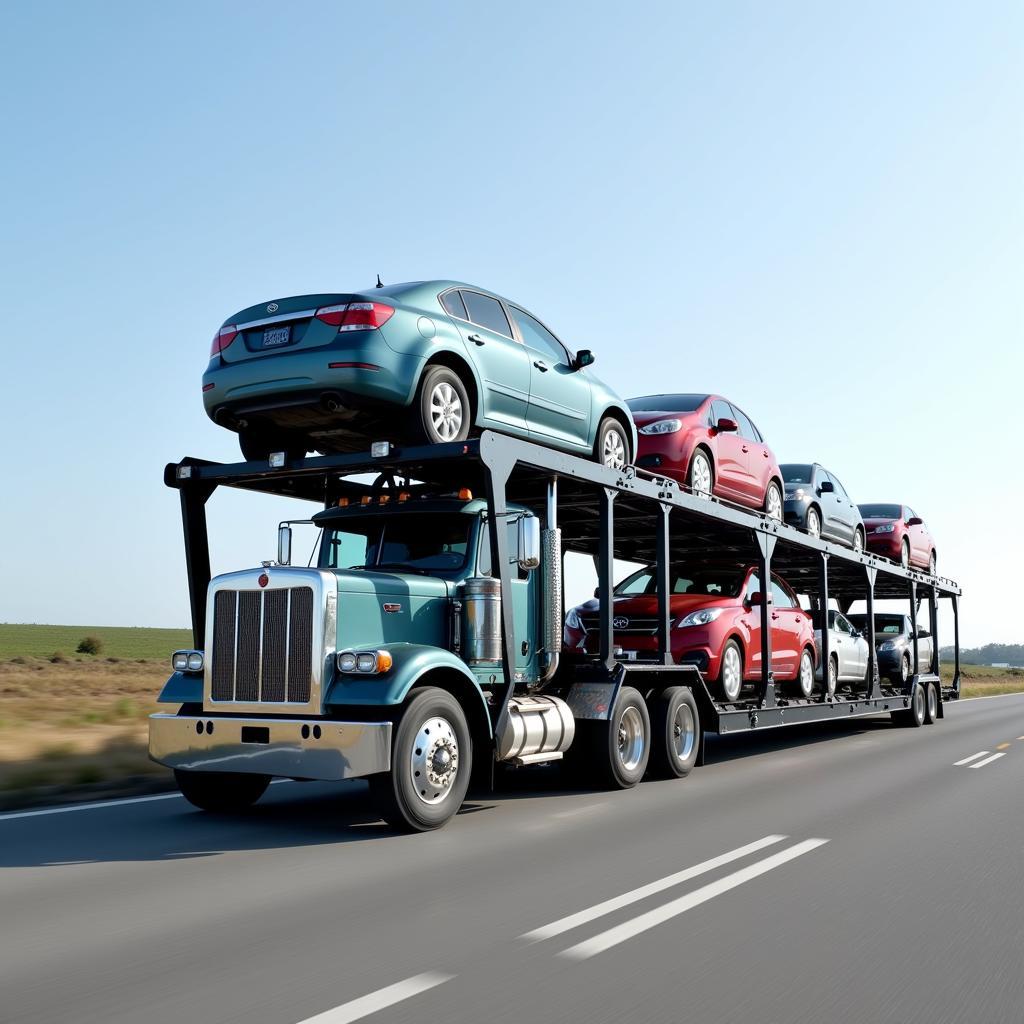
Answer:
[468,333,485,346]
[771,612,780,620]
[741,445,749,453]
[533,360,549,372]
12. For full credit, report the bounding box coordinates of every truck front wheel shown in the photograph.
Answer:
[173,769,270,812]
[370,687,473,832]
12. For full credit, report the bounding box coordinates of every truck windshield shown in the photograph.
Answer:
[319,514,471,574]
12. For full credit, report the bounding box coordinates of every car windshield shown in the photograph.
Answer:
[627,394,708,413]
[781,464,814,485]
[614,567,746,598]
[858,503,901,518]
[848,613,905,635]
[319,514,471,574]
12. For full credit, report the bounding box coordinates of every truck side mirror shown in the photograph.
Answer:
[277,525,292,566]
[574,349,595,370]
[517,516,541,571]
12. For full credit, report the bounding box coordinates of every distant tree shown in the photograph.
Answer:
[940,643,1024,666]
[76,636,103,655]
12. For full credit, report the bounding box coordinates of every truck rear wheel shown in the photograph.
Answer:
[892,684,926,728]
[174,769,270,812]
[648,686,699,779]
[370,686,472,832]
[924,681,938,723]
[579,686,650,788]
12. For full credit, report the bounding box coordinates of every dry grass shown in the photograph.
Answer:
[948,663,1024,699]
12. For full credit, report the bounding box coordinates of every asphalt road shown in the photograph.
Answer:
[3,694,1023,1024]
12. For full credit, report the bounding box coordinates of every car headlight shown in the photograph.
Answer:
[565,607,583,631]
[676,607,724,629]
[638,418,683,436]
[875,523,896,533]
[879,640,897,651]
[171,650,204,674]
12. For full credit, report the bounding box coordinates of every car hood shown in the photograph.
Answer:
[571,593,738,618]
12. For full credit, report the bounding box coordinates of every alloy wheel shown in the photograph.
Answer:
[429,383,463,442]
[765,484,783,521]
[721,644,742,701]
[602,427,626,470]
[854,529,864,553]
[799,651,814,698]
[806,508,821,538]
[672,703,697,762]
[691,452,713,498]
[616,705,646,772]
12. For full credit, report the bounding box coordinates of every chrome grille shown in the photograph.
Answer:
[580,615,660,635]
[210,585,315,704]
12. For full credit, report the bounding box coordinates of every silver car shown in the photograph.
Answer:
[813,610,870,695]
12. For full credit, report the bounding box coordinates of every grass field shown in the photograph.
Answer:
[0,623,192,661]
[0,624,1021,807]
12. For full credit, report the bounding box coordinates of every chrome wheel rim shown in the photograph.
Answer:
[799,652,814,698]
[602,428,626,469]
[429,382,463,442]
[914,687,925,722]
[806,509,820,538]
[673,702,696,762]
[721,645,742,701]
[929,553,936,575]
[900,541,909,567]
[765,485,783,521]
[828,658,837,695]
[691,453,712,498]
[616,705,645,771]
[927,686,937,720]
[854,530,864,552]
[409,716,459,806]
[901,656,910,682]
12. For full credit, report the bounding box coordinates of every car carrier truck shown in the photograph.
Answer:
[149,432,963,830]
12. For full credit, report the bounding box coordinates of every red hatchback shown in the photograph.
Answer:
[628,394,784,519]
[857,503,937,573]
[563,564,817,702]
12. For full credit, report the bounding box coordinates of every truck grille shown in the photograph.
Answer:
[210,586,314,703]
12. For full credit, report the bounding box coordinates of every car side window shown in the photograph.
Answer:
[510,307,568,364]
[745,571,761,599]
[731,406,759,442]
[462,291,513,339]
[829,474,849,500]
[835,613,853,634]
[904,506,914,521]
[440,289,467,320]
[770,577,795,609]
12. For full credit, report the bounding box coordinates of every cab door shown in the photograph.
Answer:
[448,289,532,435]
[509,305,593,452]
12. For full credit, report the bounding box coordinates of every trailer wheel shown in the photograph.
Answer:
[173,769,270,812]
[649,687,700,779]
[924,681,938,724]
[369,686,472,832]
[892,684,926,727]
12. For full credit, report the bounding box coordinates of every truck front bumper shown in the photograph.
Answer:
[149,714,392,781]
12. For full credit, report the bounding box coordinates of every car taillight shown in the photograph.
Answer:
[211,325,238,355]
[315,302,395,331]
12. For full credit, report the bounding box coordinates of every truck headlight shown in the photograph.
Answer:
[172,650,204,673]
[338,650,393,674]
[337,652,357,673]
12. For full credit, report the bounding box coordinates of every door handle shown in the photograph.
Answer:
[771,612,780,620]
[763,451,769,458]
[741,445,749,453]
[468,333,485,346]
[533,360,549,372]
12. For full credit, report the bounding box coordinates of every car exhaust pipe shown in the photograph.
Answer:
[321,392,345,414]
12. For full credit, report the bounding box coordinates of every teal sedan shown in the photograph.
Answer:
[203,280,636,468]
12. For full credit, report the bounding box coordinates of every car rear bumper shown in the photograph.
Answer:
[149,713,392,781]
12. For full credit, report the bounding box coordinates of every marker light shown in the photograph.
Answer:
[371,441,390,458]
[269,452,287,468]
[337,497,350,507]
[360,496,373,505]
[176,465,193,480]
[458,488,473,500]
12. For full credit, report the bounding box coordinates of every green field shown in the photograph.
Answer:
[0,623,192,662]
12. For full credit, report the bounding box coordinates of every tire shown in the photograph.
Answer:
[805,507,821,539]
[174,769,270,812]
[826,654,838,698]
[792,647,815,699]
[717,639,744,702]
[239,432,306,462]
[896,652,911,686]
[892,684,926,727]
[416,366,472,445]
[928,550,937,576]
[595,416,630,470]
[648,687,700,779]
[688,449,714,499]
[763,481,783,521]
[900,538,910,568]
[369,687,472,832]
[924,681,938,724]
[582,686,650,788]
[853,527,865,553]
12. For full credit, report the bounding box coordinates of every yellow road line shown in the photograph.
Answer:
[997,742,1011,750]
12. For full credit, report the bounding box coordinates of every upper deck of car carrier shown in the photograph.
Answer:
[167,430,963,741]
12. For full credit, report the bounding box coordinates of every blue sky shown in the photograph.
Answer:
[1,1,1019,646]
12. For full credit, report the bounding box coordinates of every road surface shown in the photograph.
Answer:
[2,694,1023,1024]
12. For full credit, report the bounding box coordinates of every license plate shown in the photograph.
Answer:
[262,325,291,349]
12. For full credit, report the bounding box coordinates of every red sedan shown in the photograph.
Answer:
[857,503,937,573]
[628,394,784,518]
[563,565,817,701]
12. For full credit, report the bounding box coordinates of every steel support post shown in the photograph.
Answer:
[181,482,216,649]
[482,454,517,730]
[951,593,961,696]
[598,488,617,673]
[656,504,673,666]
[864,565,879,698]
[928,585,939,675]
[754,532,777,708]
[909,580,920,676]
[817,552,831,702]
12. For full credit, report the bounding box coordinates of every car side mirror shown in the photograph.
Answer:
[819,480,834,493]
[906,517,923,526]
[574,349,595,370]
[516,516,540,571]
[715,417,738,433]
[747,590,764,606]
[277,524,292,566]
